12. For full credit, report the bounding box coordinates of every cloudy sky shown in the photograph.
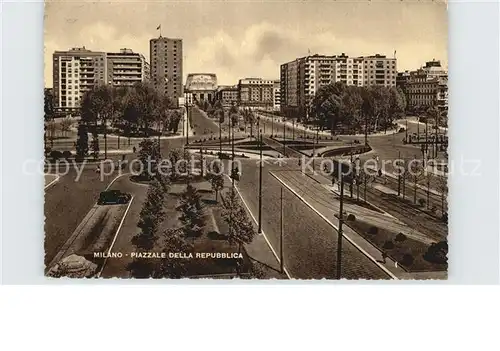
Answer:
[44,0,448,87]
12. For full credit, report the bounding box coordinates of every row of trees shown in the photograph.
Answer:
[128,139,258,278]
[310,82,407,135]
[78,82,183,159]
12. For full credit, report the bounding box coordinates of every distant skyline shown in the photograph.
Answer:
[44,0,448,87]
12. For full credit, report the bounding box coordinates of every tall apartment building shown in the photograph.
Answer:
[404,61,448,111]
[149,36,183,105]
[52,47,107,114]
[280,53,397,117]
[106,48,148,87]
[52,47,150,114]
[238,78,275,110]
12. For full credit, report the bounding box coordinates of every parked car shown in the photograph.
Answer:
[98,190,132,205]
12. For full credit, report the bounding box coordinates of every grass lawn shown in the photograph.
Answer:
[340,217,447,272]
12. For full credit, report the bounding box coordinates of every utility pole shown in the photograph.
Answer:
[231,111,235,187]
[219,112,222,159]
[283,121,286,157]
[349,153,354,198]
[337,173,344,280]
[258,133,263,234]
[185,107,189,146]
[434,111,439,158]
[280,187,284,274]
[364,111,368,146]
[425,119,428,168]
[405,118,408,142]
[292,119,295,140]
[271,114,274,137]
[397,150,401,196]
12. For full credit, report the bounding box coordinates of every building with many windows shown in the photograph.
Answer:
[149,36,183,105]
[273,80,281,111]
[215,85,239,107]
[52,47,151,114]
[237,78,275,110]
[52,47,107,114]
[106,48,148,87]
[280,53,397,117]
[399,60,448,112]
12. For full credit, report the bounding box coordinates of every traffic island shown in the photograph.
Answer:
[338,215,447,273]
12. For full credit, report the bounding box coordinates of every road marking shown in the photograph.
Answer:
[224,175,292,279]
[44,174,60,190]
[270,172,399,280]
[105,172,129,191]
[96,196,134,277]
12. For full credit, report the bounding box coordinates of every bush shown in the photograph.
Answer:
[62,150,72,159]
[50,150,63,160]
[382,240,394,250]
[346,214,356,221]
[418,198,426,207]
[424,241,448,264]
[401,254,414,266]
[368,226,378,235]
[395,233,407,242]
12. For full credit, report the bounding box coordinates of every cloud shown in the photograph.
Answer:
[45,19,447,87]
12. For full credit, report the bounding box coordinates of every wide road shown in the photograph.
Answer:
[231,158,389,279]
[44,164,122,266]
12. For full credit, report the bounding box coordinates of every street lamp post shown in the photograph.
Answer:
[258,132,263,234]
[337,172,345,280]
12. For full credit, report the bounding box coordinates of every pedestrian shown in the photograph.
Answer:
[95,165,100,173]
[132,146,136,153]
[381,251,387,264]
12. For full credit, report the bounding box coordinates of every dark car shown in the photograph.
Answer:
[98,190,132,205]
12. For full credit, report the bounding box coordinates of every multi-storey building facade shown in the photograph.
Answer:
[215,85,239,107]
[238,78,275,110]
[106,48,148,87]
[52,47,107,114]
[185,73,217,103]
[362,54,397,87]
[52,47,151,114]
[150,36,183,105]
[400,60,448,112]
[280,53,397,117]
[273,80,281,111]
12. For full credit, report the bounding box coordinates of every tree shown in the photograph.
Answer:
[168,109,182,134]
[90,130,99,160]
[221,189,256,253]
[135,179,167,249]
[44,88,54,121]
[153,228,193,278]
[46,120,58,147]
[136,138,161,180]
[177,184,205,238]
[75,123,89,161]
[206,161,224,202]
[60,117,73,137]
[168,148,186,181]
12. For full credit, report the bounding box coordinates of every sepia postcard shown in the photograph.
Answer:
[43,0,448,280]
